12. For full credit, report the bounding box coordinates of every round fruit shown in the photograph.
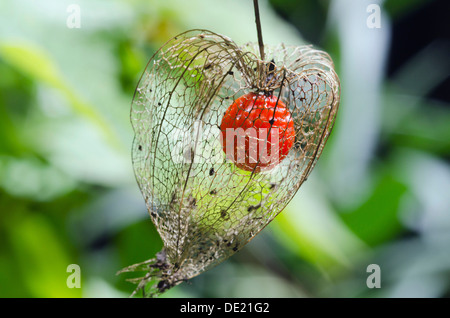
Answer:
[220,92,295,172]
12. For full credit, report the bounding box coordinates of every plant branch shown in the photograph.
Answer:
[253,0,265,61]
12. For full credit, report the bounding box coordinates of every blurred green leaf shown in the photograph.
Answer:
[338,173,408,247]
[391,101,450,156]
[6,213,81,297]
[0,155,76,201]
[272,180,367,270]
[0,42,122,150]
[384,0,430,19]
[0,61,34,155]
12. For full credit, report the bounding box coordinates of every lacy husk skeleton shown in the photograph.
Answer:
[119,29,340,297]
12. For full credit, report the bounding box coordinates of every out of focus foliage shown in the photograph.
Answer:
[0,0,449,297]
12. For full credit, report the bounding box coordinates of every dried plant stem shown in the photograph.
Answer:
[253,0,265,61]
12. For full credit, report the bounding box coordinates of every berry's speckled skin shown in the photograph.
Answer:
[220,92,295,172]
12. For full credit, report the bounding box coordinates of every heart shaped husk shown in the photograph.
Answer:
[119,30,340,297]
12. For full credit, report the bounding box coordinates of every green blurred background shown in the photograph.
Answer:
[0,0,449,298]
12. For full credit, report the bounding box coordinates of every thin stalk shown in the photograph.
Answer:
[253,0,265,61]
